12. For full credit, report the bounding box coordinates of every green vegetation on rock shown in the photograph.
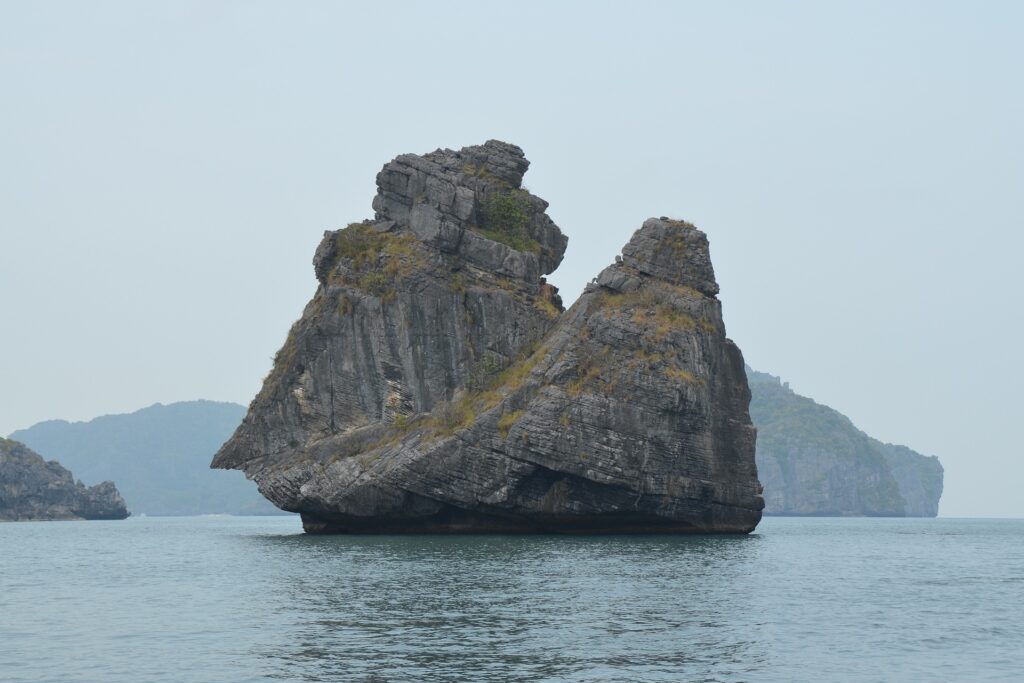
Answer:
[473,190,541,253]
[327,222,424,298]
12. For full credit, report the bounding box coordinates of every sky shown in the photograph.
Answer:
[1,1,1021,517]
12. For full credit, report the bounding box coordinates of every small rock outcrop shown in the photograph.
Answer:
[0,438,129,521]
[214,140,763,533]
[748,369,943,516]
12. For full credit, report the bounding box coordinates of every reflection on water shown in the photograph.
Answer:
[248,534,766,682]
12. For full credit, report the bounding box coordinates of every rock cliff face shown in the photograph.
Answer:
[748,369,943,516]
[0,438,129,521]
[214,140,763,533]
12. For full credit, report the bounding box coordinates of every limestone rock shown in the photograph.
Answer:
[213,141,762,533]
[0,438,129,521]
[370,140,566,279]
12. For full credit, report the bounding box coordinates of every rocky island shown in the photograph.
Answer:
[749,369,943,516]
[214,140,764,533]
[0,437,129,521]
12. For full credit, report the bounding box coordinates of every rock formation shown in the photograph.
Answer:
[0,437,129,521]
[213,140,763,533]
[748,369,943,516]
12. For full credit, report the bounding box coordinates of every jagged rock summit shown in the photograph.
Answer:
[0,437,129,521]
[214,140,763,533]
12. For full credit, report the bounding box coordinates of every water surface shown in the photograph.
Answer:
[1,516,1021,681]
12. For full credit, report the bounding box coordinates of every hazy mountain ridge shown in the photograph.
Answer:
[748,369,943,516]
[9,400,281,516]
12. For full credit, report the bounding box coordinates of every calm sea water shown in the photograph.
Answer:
[1,516,1021,682]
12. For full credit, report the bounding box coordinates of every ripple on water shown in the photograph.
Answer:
[0,517,1022,682]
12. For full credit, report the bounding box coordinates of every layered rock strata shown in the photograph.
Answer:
[0,437,129,521]
[214,140,763,533]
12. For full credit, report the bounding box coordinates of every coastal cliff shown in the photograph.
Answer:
[0,437,129,521]
[748,369,943,516]
[213,140,763,533]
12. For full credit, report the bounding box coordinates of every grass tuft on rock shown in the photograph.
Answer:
[497,409,525,439]
[471,190,541,253]
[326,223,426,300]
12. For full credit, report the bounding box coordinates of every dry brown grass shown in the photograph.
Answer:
[665,366,703,384]
[422,343,548,438]
[326,223,425,299]
[497,409,525,438]
[534,297,560,319]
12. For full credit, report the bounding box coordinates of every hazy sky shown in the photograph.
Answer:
[2,1,1021,516]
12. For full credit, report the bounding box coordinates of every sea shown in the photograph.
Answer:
[1,516,1021,682]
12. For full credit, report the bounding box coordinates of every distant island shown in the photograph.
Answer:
[749,369,943,516]
[0,437,128,521]
[10,401,281,516]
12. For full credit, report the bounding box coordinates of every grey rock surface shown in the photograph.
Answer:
[0,437,129,521]
[748,369,943,516]
[213,141,762,533]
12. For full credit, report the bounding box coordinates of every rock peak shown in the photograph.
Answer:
[365,140,566,280]
[591,217,720,300]
[624,217,719,295]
